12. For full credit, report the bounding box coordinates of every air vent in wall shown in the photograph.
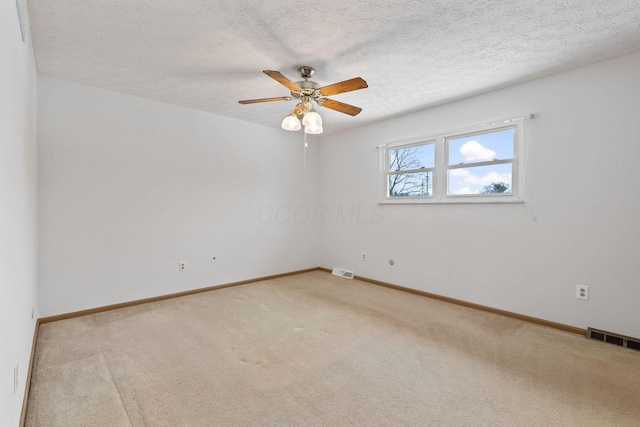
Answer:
[588,327,640,352]
[331,268,354,279]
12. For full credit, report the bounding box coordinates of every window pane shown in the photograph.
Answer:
[448,163,512,195]
[389,171,432,197]
[389,143,434,172]
[448,128,514,165]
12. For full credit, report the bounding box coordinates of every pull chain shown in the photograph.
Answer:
[303,132,308,175]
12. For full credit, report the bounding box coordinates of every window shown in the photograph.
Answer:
[381,115,528,204]
[387,142,435,198]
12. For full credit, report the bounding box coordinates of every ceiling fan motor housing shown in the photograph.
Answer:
[294,80,321,98]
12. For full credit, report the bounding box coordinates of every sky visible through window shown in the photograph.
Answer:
[388,143,434,197]
[388,143,434,171]
[447,128,514,195]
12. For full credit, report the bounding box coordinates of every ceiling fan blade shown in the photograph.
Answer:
[319,77,368,96]
[318,99,363,116]
[263,70,302,91]
[238,96,292,104]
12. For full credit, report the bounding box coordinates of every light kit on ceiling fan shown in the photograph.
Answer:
[281,100,323,134]
[239,66,367,134]
[281,113,301,131]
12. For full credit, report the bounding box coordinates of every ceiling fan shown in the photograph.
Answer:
[238,66,368,134]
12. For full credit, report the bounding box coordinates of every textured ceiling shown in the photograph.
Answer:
[27,0,640,134]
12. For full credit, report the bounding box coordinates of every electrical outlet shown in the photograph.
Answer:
[362,252,367,261]
[179,261,186,272]
[576,285,589,300]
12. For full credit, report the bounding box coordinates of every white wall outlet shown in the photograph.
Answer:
[576,285,589,300]
[179,261,186,272]
[362,252,367,261]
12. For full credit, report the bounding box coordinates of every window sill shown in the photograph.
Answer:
[379,197,524,205]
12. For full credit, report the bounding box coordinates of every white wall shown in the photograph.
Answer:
[38,76,320,317]
[34,48,640,337]
[319,52,640,338]
[0,0,39,424]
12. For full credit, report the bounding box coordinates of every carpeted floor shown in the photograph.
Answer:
[25,271,640,426]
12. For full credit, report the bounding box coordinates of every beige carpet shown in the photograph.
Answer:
[26,271,640,426]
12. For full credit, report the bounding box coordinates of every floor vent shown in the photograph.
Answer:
[331,268,354,279]
[588,328,640,352]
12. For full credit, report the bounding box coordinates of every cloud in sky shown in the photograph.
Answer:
[450,168,512,187]
[460,140,496,162]
[453,187,476,195]
[467,171,511,186]
[449,169,470,178]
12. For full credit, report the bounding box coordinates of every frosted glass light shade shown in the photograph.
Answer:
[304,123,323,134]
[302,110,322,127]
[281,114,301,131]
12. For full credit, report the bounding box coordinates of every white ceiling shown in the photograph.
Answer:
[27,0,640,134]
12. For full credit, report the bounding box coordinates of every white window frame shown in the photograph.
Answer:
[385,139,436,200]
[380,115,530,204]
